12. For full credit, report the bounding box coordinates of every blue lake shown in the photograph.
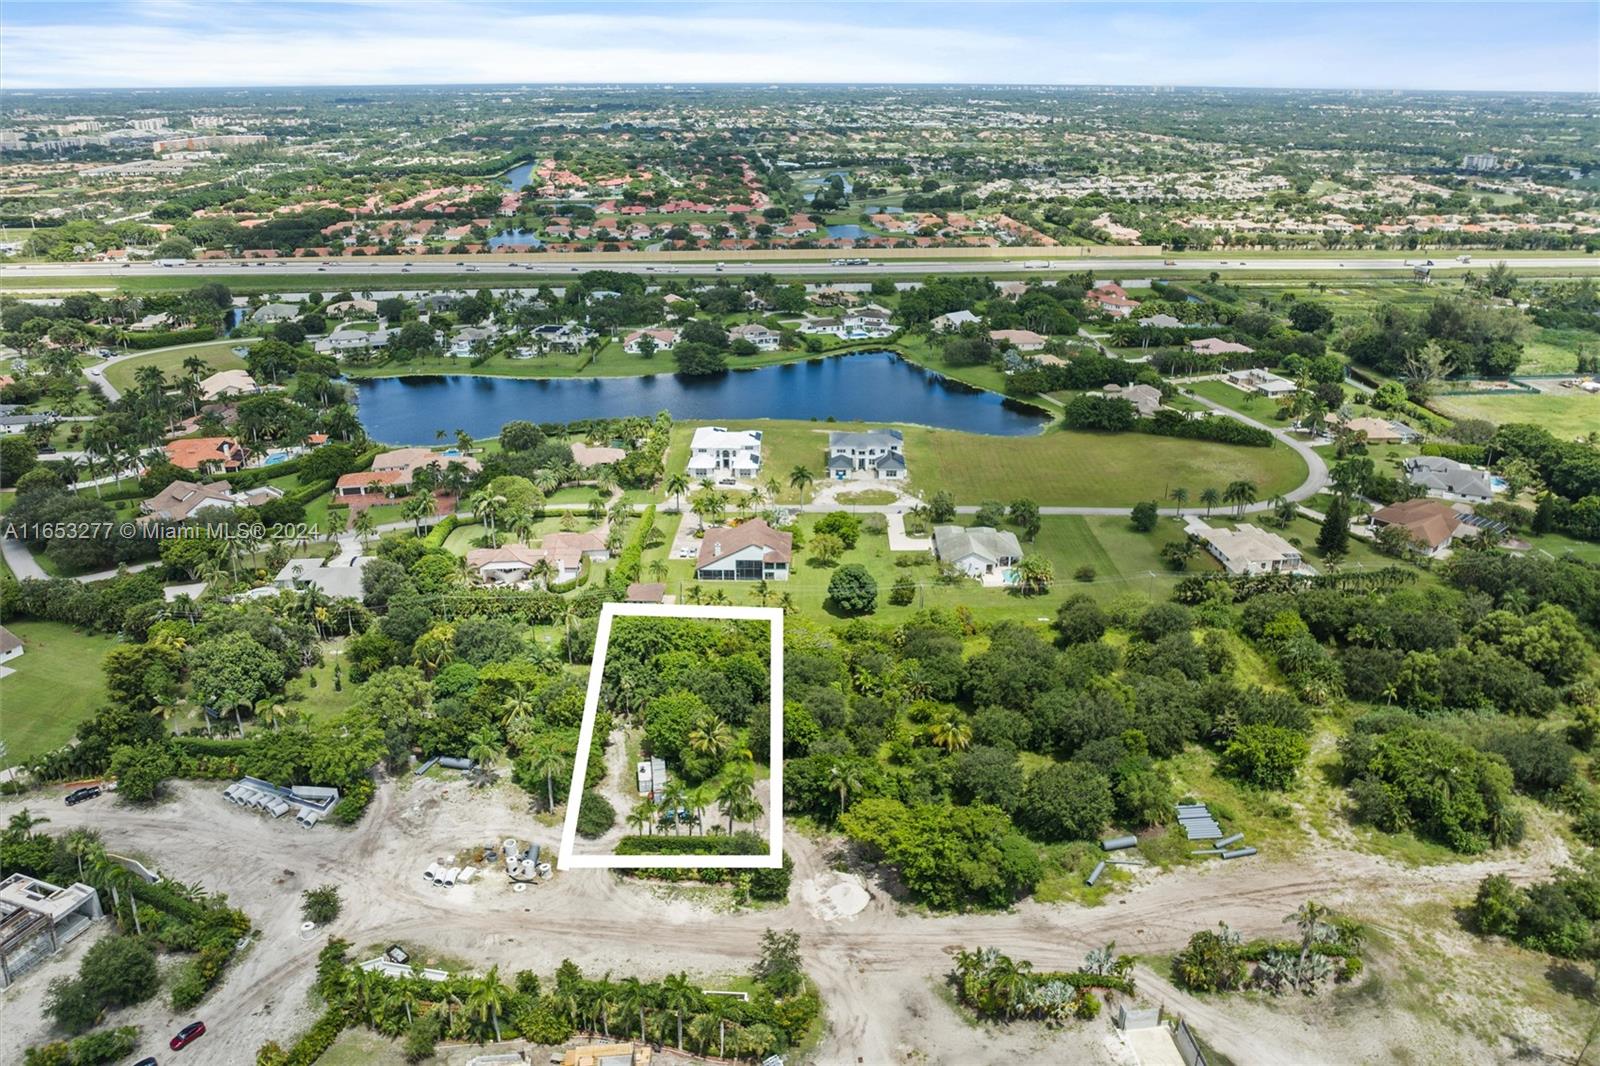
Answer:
[826,224,869,239]
[502,161,535,190]
[488,228,543,249]
[352,351,1049,443]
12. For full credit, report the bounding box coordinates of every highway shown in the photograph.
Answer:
[3,253,1598,283]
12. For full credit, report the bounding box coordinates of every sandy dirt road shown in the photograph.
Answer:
[0,778,1571,1066]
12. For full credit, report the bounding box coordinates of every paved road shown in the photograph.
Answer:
[4,254,1598,284]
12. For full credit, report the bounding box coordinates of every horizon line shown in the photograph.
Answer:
[5,80,1598,95]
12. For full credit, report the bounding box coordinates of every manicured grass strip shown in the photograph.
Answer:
[0,621,119,766]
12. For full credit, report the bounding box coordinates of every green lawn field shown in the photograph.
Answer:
[1182,379,1295,424]
[1432,391,1599,441]
[0,621,119,767]
[665,419,1307,507]
[102,339,252,395]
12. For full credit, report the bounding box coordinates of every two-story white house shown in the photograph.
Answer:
[826,429,906,480]
[687,426,763,481]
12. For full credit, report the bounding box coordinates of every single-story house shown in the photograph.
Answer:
[140,479,282,522]
[931,310,980,332]
[1194,337,1256,356]
[932,525,1022,579]
[827,429,906,480]
[729,323,779,351]
[0,412,53,435]
[989,329,1047,352]
[197,369,258,401]
[0,625,23,665]
[1370,497,1467,555]
[315,326,390,355]
[696,519,791,581]
[1323,414,1419,444]
[1224,367,1297,397]
[164,436,247,474]
[1098,382,1163,417]
[372,447,482,488]
[1403,456,1494,503]
[335,470,406,497]
[250,303,300,324]
[1189,520,1306,576]
[571,442,626,467]
[468,533,606,585]
[273,557,370,600]
[1138,313,1185,329]
[624,328,679,355]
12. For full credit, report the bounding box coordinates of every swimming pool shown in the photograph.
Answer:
[264,452,290,466]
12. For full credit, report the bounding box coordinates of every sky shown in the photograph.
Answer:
[1,1,1596,93]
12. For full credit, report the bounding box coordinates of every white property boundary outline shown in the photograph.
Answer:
[557,602,784,870]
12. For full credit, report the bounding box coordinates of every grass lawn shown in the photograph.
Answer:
[280,640,359,723]
[1204,512,1427,579]
[665,419,1307,507]
[102,339,252,395]
[1432,391,1600,440]
[0,621,120,767]
[657,513,1211,622]
[1182,378,1295,424]
[441,516,600,555]
[312,1028,408,1066]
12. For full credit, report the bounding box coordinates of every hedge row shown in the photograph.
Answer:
[1139,410,1274,448]
[113,327,220,350]
[256,1008,348,1066]
[605,503,656,597]
[1421,442,1488,463]
[615,831,767,855]
[421,513,459,549]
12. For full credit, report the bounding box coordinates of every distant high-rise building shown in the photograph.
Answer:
[1462,153,1499,171]
[129,117,169,131]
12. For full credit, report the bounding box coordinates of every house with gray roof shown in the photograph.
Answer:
[827,429,906,481]
[273,557,371,600]
[250,303,300,324]
[1404,456,1494,503]
[932,525,1022,579]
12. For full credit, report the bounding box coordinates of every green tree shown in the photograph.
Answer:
[827,564,878,615]
[1017,762,1114,842]
[1222,724,1310,790]
[301,884,342,925]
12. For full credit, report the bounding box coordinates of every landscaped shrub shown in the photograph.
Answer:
[576,790,616,838]
[23,1026,140,1066]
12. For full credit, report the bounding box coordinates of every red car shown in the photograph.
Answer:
[169,1021,206,1050]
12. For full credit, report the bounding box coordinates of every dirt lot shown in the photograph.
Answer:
[0,776,1588,1066]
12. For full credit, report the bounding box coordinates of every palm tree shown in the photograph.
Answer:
[470,491,507,547]
[788,465,815,501]
[352,508,377,546]
[402,492,435,534]
[828,759,862,818]
[661,782,691,835]
[617,975,648,1040]
[1287,900,1334,973]
[658,972,699,1050]
[1169,486,1189,509]
[716,776,757,834]
[928,717,973,753]
[1014,555,1054,596]
[688,714,733,761]
[1199,486,1220,515]
[63,828,102,879]
[665,471,690,511]
[1223,479,1258,516]
[628,799,656,837]
[465,966,509,1042]
[502,683,538,730]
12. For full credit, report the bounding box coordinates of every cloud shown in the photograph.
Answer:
[0,1,1594,91]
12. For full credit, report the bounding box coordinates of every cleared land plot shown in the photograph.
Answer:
[0,621,119,766]
[1432,391,1599,440]
[102,340,250,395]
[1182,378,1295,424]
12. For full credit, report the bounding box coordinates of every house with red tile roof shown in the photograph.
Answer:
[164,437,246,474]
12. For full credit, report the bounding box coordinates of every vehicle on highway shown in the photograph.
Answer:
[64,786,101,806]
[169,1022,206,1050]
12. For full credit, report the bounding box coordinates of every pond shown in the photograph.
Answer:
[501,161,536,190]
[826,224,869,240]
[352,351,1050,443]
[488,228,543,250]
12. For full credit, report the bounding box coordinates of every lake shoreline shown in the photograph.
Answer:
[351,349,1054,443]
